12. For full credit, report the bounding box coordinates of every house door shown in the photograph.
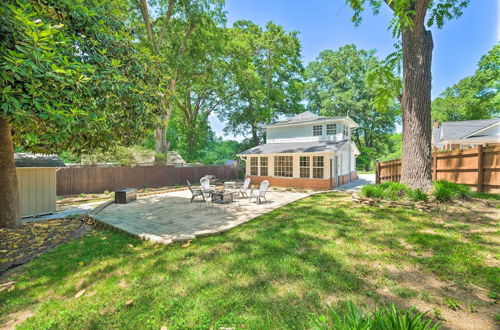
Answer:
[332,156,338,188]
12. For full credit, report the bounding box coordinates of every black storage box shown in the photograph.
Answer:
[115,188,137,204]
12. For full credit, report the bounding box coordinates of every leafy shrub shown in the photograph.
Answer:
[379,182,411,200]
[311,302,440,329]
[433,181,472,202]
[360,182,428,202]
[409,189,428,202]
[360,184,386,199]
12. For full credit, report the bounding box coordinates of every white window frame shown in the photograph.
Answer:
[326,124,337,135]
[313,125,323,136]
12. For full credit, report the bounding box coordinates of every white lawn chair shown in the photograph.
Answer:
[200,177,216,197]
[238,178,251,197]
[249,180,269,204]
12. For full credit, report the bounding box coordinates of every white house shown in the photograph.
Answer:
[432,118,500,151]
[237,111,360,190]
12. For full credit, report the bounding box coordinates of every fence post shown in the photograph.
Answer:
[376,161,380,184]
[477,145,484,192]
[432,153,437,181]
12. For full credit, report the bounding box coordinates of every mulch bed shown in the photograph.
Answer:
[0,218,89,274]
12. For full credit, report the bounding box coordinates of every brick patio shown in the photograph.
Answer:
[91,190,310,244]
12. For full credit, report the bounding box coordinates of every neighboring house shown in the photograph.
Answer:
[237,111,360,190]
[432,118,500,151]
[15,153,65,217]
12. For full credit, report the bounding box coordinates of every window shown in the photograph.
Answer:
[343,125,349,137]
[260,157,268,176]
[274,156,293,177]
[326,124,337,135]
[300,156,310,178]
[313,125,323,136]
[313,156,324,179]
[250,157,258,176]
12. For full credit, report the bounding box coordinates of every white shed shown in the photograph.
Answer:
[15,153,65,217]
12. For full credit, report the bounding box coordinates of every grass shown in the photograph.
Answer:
[0,193,498,329]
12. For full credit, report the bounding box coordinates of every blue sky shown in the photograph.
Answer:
[210,0,499,140]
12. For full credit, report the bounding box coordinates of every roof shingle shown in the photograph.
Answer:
[15,153,65,168]
[238,140,347,155]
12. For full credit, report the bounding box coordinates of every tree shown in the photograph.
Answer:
[0,0,153,227]
[172,24,235,160]
[306,45,400,170]
[432,44,499,122]
[219,21,305,146]
[346,0,470,190]
[131,0,225,160]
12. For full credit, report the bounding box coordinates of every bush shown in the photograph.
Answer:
[379,182,411,200]
[409,189,428,202]
[433,181,472,202]
[360,184,385,199]
[311,302,440,330]
[360,182,428,202]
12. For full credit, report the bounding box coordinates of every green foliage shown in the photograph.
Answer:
[219,20,305,145]
[81,146,156,166]
[200,138,241,165]
[0,0,154,154]
[360,182,428,202]
[432,44,499,122]
[409,189,428,202]
[311,302,440,330]
[305,45,400,171]
[433,181,472,202]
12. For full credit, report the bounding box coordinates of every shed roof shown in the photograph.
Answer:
[15,153,65,168]
[237,140,348,155]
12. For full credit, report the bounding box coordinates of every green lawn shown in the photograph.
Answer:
[1,193,498,329]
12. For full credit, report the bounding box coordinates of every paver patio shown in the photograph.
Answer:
[92,189,310,244]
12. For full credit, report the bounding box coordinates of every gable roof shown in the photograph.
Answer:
[264,111,358,128]
[237,140,348,155]
[15,153,65,168]
[440,118,500,141]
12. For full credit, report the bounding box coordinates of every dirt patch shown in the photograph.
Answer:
[0,310,34,330]
[0,218,90,274]
[372,264,500,330]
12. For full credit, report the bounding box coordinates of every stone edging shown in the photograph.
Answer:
[351,192,437,212]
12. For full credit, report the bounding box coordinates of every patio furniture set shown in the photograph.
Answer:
[187,176,269,212]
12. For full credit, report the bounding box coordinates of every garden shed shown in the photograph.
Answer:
[15,153,65,217]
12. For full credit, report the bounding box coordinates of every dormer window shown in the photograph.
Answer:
[343,125,349,137]
[326,124,337,135]
[313,125,322,136]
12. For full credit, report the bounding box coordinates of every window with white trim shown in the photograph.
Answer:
[313,125,323,136]
[250,157,258,176]
[299,156,310,178]
[260,157,268,176]
[343,125,349,137]
[313,156,324,179]
[274,156,293,177]
[326,123,337,135]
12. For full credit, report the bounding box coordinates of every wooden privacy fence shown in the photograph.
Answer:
[376,145,500,193]
[56,165,240,195]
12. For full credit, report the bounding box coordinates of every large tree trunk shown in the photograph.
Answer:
[154,79,176,163]
[0,117,20,228]
[400,26,433,191]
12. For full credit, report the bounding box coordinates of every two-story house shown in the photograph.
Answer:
[237,111,360,190]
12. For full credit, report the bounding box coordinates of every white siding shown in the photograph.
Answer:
[267,122,348,143]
